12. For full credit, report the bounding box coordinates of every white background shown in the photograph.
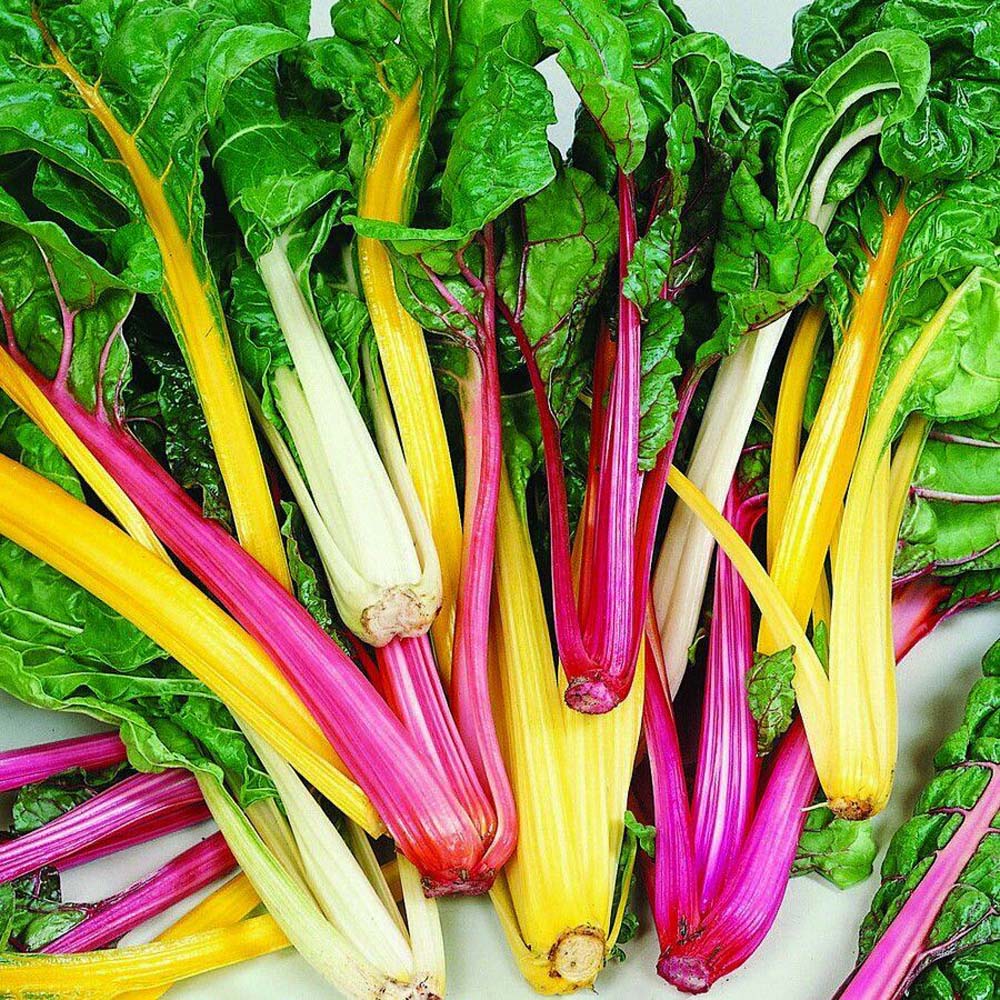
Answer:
[2,2,998,998]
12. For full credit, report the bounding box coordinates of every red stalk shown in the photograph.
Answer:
[42,832,237,954]
[0,733,127,794]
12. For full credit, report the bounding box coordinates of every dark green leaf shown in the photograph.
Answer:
[747,645,797,755]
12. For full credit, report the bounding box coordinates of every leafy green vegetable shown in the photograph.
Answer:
[9,764,130,836]
[747,646,797,755]
[793,805,877,889]
[0,868,87,953]
[843,641,1000,999]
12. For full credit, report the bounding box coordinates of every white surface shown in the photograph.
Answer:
[2,2,997,999]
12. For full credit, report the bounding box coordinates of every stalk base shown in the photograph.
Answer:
[563,676,620,715]
[828,797,873,821]
[420,868,496,898]
[658,953,712,994]
[548,927,605,986]
[362,587,438,647]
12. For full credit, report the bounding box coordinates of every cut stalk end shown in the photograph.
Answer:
[420,867,497,898]
[548,927,606,986]
[828,797,873,821]
[563,676,620,715]
[658,953,713,995]
[361,586,440,647]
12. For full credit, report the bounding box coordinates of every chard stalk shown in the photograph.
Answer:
[120,874,264,1000]
[257,239,439,645]
[34,11,289,588]
[0,732,126,793]
[0,915,287,997]
[42,833,237,954]
[0,449,372,822]
[762,195,911,649]
[0,770,201,884]
[691,489,764,909]
[489,468,644,994]
[358,85,463,674]
[836,765,1000,999]
[827,275,981,819]
[200,777,443,1000]
[1,308,501,886]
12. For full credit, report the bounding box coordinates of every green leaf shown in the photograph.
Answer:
[776,30,931,220]
[852,643,1000,995]
[442,54,557,236]
[0,868,88,953]
[638,299,684,470]
[793,805,878,889]
[747,646,797,755]
[533,0,648,173]
[707,164,835,361]
[671,32,733,138]
[11,763,129,835]
[497,165,617,423]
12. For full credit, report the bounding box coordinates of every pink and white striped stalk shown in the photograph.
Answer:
[41,831,237,954]
[0,770,202,884]
[0,732,127,793]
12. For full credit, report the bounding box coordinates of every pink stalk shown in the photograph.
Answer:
[0,732,127,793]
[643,619,700,952]
[0,771,201,883]
[57,801,213,871]
[650,566,973,993]
[659,720,816,993]
[691,489,765,910]
[42,832,237,954]
[445,224,517,887]
[1,283,499,892]
[835,763,1000,1000]
[564,171,645,713]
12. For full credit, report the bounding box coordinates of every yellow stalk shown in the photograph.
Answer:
[0,451,381,833]
[764,197,911,640]
[888,414,928,535]
[37,13,290,589]
[0,915,287,998]
[489,469,643,994]
[0,349,170,562]
[826,272,980,819]
[666,465,831,775]
[357,85,463,677]
[768,304,826,565]
[121,875,267,1000]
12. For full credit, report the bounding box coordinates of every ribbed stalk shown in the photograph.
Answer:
[34,11,288,587]
[763,196,910,647]
[258,240,438,645]
[0,915,288,997]
[489,469,643,994]
[768,305,826,564]
[43,833,237,954]
[0,451,370,819]
[827,273,981,818]
[358,84,463,676]
[0,732,126,793]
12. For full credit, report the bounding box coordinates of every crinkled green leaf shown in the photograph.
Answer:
[747,645,797,755]
[671,32,733,138]
[776,30,930,220]
[497,165,617,423]
[793,805,878,888]
[638,299,684,470]
[0,868,88,953]
[707,163,835,362]
[533,0,648,173]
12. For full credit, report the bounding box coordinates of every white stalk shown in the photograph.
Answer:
[241,729,416,980]
[652,127,873,693]
[199,776,425,1000]
[257,238,439,645]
